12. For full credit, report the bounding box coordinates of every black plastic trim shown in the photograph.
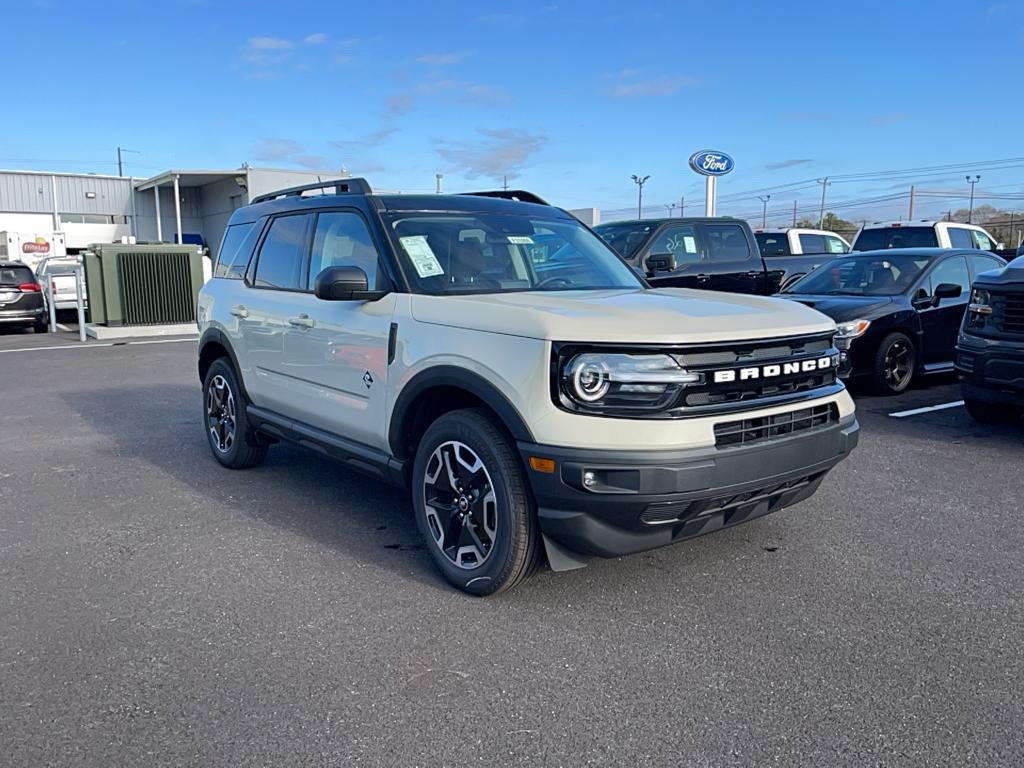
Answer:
[198,328,250,400]
[388,366,535,457]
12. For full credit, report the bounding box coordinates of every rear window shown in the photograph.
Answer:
[755,232,791,256]
[214,222,261,279]
[0,266,33,285]
[853,226,938,250]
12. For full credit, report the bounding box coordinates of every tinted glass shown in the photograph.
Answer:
[853,226,938,250]
[253,214,309,290]
[970,254,1002,277]
[798,233,827,254]
[593,222,656,260]
[648,224,699,265]
[755,232,790,256]
[947,227,974,249]
[825,236,849,254]
[970,229,993,250]
[703,224,751,262]
[923,256,969,298]
[783,253,932,296]
[387,213,642,295]
[308,211,383,290]
[214,222,259,279]
[0,265,33,285]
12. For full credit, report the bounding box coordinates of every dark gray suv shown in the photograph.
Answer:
[0,262,47,332]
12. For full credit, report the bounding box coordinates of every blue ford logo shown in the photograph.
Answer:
[689,150,735,176]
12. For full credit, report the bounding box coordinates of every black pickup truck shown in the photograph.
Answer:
[594,217,827,295]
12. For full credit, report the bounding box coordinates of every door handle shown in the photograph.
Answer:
[288,314,315,329]
[743,271,762,278]
[696,273,711,282]
[229,305,249,319]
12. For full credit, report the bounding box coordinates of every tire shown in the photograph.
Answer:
[964,398,1021,424]
[32,320,48,333]
[411,408,541,596]
[869,332,916,395]
[202,357,268,469]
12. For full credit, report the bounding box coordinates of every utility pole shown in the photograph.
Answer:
[502,175,508,191]
[435,173,443,193]
[116,147,139,177]
[908,185,915,220]
[758,194,771,228]
[966,174,980,223]
[792,200,797,227]
[631,174,650,219]
[816,177,830,230]
[680,196,685,216]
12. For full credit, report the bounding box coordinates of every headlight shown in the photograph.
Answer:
[969,288,993,315]
[834,319,871,340]
[561,352,701,412]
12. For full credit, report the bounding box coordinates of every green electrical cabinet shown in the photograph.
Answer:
[83,243,206,326]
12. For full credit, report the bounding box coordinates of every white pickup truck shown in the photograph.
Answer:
[852,220,1000,251]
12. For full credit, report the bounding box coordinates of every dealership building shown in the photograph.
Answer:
[0,166,349,256]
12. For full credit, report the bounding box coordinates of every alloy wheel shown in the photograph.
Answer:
[422,441,498,570]
[206,374,236,454]
[883,341,913,391]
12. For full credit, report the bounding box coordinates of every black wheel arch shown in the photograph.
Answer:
[389,366,535,463]
[198,328,250,400]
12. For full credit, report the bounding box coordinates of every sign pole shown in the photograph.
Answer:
[689,150,732,218]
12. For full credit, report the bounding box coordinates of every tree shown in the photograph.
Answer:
[943,204,1024,248]
[796,212,858,238]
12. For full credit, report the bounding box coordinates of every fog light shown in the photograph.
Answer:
[583,471,596,488]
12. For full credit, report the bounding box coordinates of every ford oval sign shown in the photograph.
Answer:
[689,150,735,176]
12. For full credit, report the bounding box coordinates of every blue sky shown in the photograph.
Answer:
[5,0,1024,224]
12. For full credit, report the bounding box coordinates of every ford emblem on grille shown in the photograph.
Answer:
[712,354,836,384]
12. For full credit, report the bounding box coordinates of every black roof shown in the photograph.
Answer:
[0,260,31,268]
[596,216,743,227]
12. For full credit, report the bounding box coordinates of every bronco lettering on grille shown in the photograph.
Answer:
[712,355,834,384]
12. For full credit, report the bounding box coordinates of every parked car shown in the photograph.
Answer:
[754,228,850,257]
[0,261,48,332]
[594,217,825,294]
[851,220,1000,252]
[196,179,858,595]
[955,254,1024,423]
[778,248,1004,394]
[35,256,87,311]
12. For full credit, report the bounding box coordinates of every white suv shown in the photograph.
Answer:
[196,180,859,595]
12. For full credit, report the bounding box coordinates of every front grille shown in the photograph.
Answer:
[992,291,1024,335]
[714,403,838,448]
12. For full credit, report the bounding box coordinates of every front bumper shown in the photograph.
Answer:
[518,415,859,565]
[956,333,1024,406]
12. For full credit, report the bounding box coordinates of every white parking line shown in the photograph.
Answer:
[0,338,194,354]
[889,400,965,419]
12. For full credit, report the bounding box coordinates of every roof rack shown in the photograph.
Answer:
[460,189,550,206]
[250,177,371,205]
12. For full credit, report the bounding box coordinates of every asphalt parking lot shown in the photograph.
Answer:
[2,332,1022,767]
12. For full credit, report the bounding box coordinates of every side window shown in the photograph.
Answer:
[307,211,384,290]
[647,225,699,265]
[969,254,1002,277]
[947,227,974,249]
[798,233,827,254]
[970,229,993,251]
[755,233,790,256]
[924,256,970,299]
[703,224,753,263]
[253,214,310,290]
[214,222,259,279]
[825,236,849,254]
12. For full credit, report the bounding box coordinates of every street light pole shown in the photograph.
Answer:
[758,194,771,228]
[680,196,685,216]
[631,174,650,219]
[966,174,981,223]
[666,203,677,218]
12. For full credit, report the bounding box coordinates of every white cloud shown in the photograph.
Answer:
[607,69,696,98]
[304,32,327,45]
[435,128,545,182]
[416,50,472,65]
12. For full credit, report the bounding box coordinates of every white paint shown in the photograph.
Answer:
[0,338,194,354]
[888,400,965,419]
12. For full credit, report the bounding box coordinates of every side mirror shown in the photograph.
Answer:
[933,282,962,304]
[314,266,384,301]
[646,253,677,273]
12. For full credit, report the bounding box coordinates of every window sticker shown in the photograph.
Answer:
[683,236,697,253]
[400,235,444,277]
[507,235,534,244]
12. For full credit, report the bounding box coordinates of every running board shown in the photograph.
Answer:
[922,362,955,374]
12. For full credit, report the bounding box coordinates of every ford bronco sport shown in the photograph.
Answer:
[196,179,859,595]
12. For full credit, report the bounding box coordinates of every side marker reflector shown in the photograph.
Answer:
[529,456,556,474]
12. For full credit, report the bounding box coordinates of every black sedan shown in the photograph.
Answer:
[778,248,1005,394]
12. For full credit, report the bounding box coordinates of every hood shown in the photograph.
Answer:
[409,288,835,344]
[976,258,1024,289]
[778,293,894,322]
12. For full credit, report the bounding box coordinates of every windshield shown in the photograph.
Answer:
[853,226,938,250]
[782,253,931,296]
[593,222,656,260]
[385,213,642,295]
